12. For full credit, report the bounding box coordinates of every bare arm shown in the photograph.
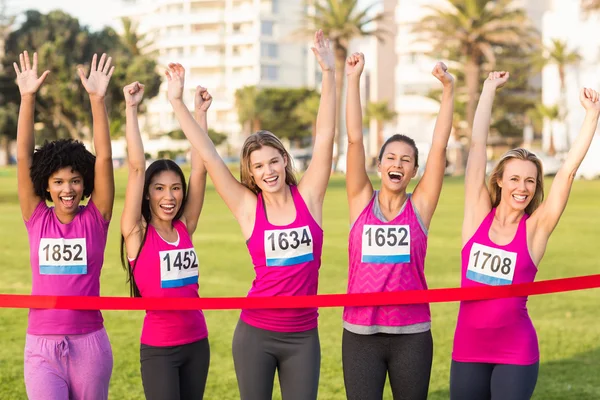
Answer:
[298,30,336,221]
[165,63,256,230]
[344,52,373,224]
[529,88,600,261]
[14,51,50,221]
[120,82,146,259]
[78,53,116,221]
[413,62,455,229]
[462,72,509,244]
[181,86,211,236]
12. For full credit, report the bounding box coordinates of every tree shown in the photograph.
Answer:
[364,100,397,153]
[120,17,152,57]
[235,86,262,136]
[168,128,227,146]
[534,103,559,156]
[539,39,581,148]
[256,87,319,142]
[413,0,538,146]
[303,0,389,168]
[292,92,320,146]
[1,10,162,141]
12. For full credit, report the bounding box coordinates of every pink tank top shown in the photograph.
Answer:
[452,208,539,365]
[132,220,208,346]
[25,200,108,335]
[344,193,430,330]
[241,185,323,332]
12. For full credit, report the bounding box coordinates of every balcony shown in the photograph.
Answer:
[156,31,225,48]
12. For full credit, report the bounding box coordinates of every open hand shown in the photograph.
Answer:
[13,51,50,96]
[346,52,364,78]
[580,88,600,112]
[195,86,212,112]
[78,53,115,98]
[311,30,334,72]
[483,71,510,90]
[432,62,454,87]
[123,81,145,108]
[165,63,185,102]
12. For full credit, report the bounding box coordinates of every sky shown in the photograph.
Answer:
[8,0,120,31]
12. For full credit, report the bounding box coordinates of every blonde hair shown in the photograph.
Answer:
[240,130,297,194]
[488,148,544,215]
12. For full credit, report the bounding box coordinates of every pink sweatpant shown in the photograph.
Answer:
[24,327,113,400]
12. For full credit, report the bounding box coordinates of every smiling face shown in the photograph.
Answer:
[497,159,538,212]
[147,170,184,222]
[248,145,288,194]
[377,140,418,193]
[46,167,85,215]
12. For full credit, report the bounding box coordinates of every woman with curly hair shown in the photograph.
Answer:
[14,51,115,400]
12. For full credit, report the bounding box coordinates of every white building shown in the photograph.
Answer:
[120,0,310,151]
[541,0,600,178]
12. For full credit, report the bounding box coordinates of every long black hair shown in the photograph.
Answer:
[120,159,188,297]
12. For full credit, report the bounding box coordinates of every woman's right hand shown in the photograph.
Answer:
[166,62,186,102]
[346,52,364,78]
[13,51,50,97]
[123,81,145,108]
[483,71,509,90]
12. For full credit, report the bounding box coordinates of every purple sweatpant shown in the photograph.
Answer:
[24,327,113,400]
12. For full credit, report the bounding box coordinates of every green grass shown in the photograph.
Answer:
[0,167,599,399]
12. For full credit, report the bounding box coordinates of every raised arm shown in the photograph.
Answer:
[14,51,50,221]
[413,62,454,229]
[120,82,146,259]
[180,86,210,236]
[78,53,115,221]
[529,88,600,261]
[165,63,256,227]
[462,71,509,244]
[298,30,336,218]
[344,52,373,224]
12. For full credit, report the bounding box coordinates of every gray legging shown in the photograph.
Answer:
[342,329,433,400]
[450,360,539,400]
[232,319,320,400]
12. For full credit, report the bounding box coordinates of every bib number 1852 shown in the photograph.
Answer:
[38,238,87,275]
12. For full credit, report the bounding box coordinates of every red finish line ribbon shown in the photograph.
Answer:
[1,274,599,311]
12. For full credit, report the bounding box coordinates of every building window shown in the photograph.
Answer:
[261,21,274,36]
[261,65,278,80]
[261,43,279,58]
[272,0,279,13]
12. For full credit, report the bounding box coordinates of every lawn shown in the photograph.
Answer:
[0,167,599,399]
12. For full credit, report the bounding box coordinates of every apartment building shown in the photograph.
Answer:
[121,0,309,150]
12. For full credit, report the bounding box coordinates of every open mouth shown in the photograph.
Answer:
[264,176,278,186]
[388,171,404,183]
[512,194,528,203]
[160,204,176,214]
[60,196,75,208]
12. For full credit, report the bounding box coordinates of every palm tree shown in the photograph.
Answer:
[535,103,560,156]
[303,0,389,169]
[293,92,321,146]
[413,0,538,144]
[364,100,397,156]
[120,17,152,56]
[235,86,262,136]
[542,39,581,148]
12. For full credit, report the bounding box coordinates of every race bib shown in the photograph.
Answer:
[361,225,411,264]
[466,243,517,286]
[38,238,87,275]
[159,248,199,288]
[264,226,314,266]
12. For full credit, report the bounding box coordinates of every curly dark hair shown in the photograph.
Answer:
[30,139,96,202]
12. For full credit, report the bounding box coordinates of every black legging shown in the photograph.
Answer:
[342,329,433,400]
[450,360,539,400]
[232,319,321,400]
[140,338,210,400]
